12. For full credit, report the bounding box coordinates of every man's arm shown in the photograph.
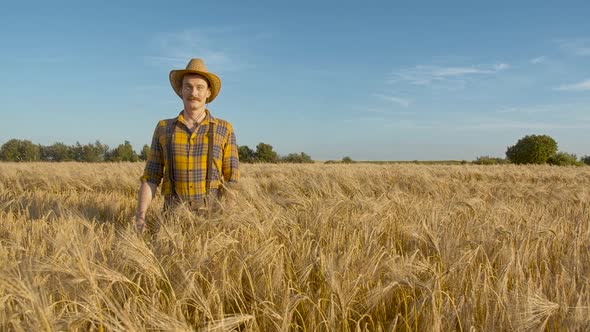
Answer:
[135,181,157,233]
[136,122,165,233]
[222,124,240,184]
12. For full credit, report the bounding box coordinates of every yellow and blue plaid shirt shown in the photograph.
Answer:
[140,110,239,202]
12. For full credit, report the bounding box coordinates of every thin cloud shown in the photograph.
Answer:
[450,120,590,131]
[530,56,548,64]
[344,106,413,123]
[497,102,590,114]
[347,115,412,123]
[347,107,590,131]
[558,39,590,56]
[555,79,590,91]
[493,63,510,70]
[144,28,249,73]
[343,117,590,131]
[406,117,589,131]
[373,94,411,107]
[389,63,510,86]
[144,56,187,68]
[497,106,553,114]
[365,107,413,115]
[433,67,487,76]
[18,56,70,64]
[379,119,588,131]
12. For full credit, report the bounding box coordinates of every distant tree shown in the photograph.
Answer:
[548,152,582,166]
[72,142,84,161]
[0,139,41,161]
[95,141,109,161]
[139,144,150,161]
[82,141,109,162]
[47,142,74,161]
[281,152,313,163]
[473,156,510,165]
[71,141,109,162]
[506,134,558,164]
[1,139,22,161]
[107,140,139,162]
[24,142,41,161]
[238,145,256,163]
[342,156,354,164]
[255,143,278,163]
[39,144,51,161]
[581,155,590,166]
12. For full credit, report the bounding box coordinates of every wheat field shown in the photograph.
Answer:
[0,162,589,331]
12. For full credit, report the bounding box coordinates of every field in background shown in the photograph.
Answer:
[0,162,589,331]
[319,160,470,165]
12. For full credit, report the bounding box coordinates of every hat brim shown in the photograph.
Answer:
[169,69,221,103]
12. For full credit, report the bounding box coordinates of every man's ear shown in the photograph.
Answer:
[207,88,212,98]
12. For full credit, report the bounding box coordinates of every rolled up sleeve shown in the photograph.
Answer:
[222,125,239,183]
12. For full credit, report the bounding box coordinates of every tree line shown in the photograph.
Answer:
[0,139,149,162]
[0,139,315,163]
[475,134,590,166]
[2,134,587,165]
[238,143,313,163]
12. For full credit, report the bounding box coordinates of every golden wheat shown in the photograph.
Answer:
[0,162,589,331]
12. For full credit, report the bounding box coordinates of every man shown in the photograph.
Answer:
[135,58,239,233]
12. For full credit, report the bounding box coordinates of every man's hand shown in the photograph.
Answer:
[223,182,240,198]
[220,182,239,211]
[136,181,157,235]
[135,215,147,234]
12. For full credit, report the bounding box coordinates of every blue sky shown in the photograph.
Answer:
[1,1,589,160]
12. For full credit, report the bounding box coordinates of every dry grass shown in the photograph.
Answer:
[0,162,589,331]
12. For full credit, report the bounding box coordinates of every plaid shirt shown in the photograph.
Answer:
[140,110,239,202]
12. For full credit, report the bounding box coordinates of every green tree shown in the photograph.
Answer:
[506,134,558,164]
[255,143,278,163]
[238,145,256,163]
[82,141,109,162]
[95,141,109,161]
[0,139,23,161]
[72,142,84,161]
[281,152,313,163]
[49,142,74,161]
[342,156,354,164]
[548,152,582,166]
[107,140,139,162]
[39,144,51,161]
[581,155,590,166]
[0,139,41,161]
[72,141,109,162]
[139,144,150,161]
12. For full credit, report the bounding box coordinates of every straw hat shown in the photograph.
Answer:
[169,58,221,103]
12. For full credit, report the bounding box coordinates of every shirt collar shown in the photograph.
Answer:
[177,109,217,126]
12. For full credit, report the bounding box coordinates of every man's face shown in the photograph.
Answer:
[182,74,211,111]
